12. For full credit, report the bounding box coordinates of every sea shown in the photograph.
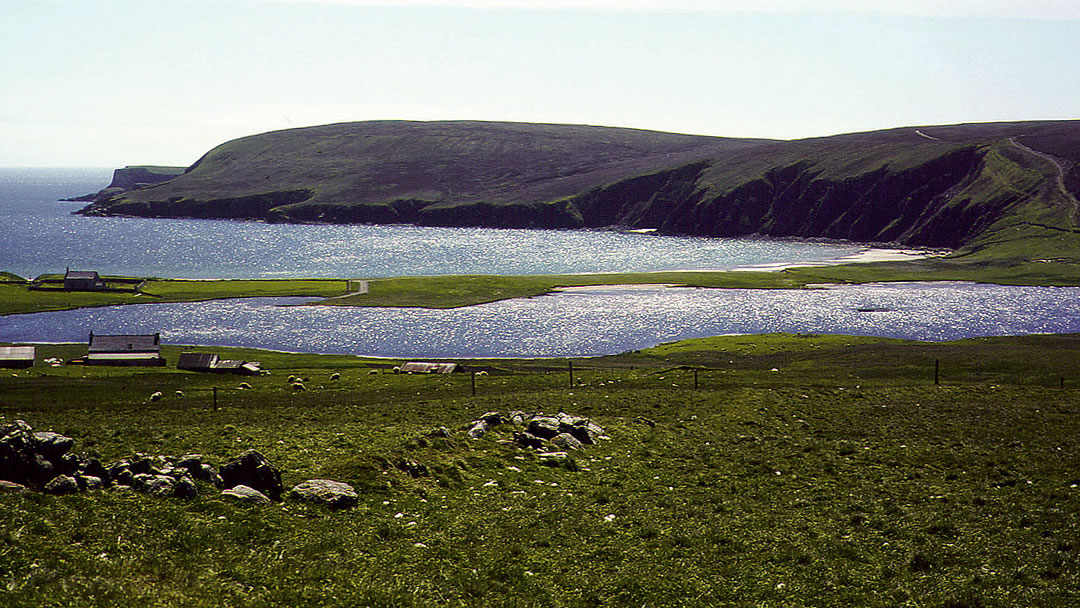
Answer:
[3,168,1080,357]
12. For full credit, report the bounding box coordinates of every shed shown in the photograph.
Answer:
[86,332,165,366]
[400,361,458,374]
[0,346,35,368]
[64,269,106,291]
[177,352,219,371]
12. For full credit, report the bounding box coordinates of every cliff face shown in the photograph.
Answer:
[74,119,1080,251]
[66,166,186,203]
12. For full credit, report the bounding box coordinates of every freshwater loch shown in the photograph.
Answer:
[3,168,1080,357]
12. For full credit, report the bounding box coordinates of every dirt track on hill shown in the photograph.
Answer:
[1010,136,1079,225]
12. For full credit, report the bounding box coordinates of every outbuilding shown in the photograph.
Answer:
[63,269,106,291]
[0,346,35,368]
[84,332,165,366]
[399,361,458,374]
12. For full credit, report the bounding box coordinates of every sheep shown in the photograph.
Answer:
[287,375,297,383]
[329,372,341,381]
[393,366,401,374]
[476,370,489,376]
[174,390,184,398]
[367,369,379,375]
[292,382,307,391]
[238,382,253,390]
[149,391,163,402]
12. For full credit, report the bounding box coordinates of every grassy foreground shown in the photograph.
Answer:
[2,334,1078,606]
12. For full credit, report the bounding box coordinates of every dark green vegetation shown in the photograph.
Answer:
[77,120,1080,269]
[2,335,1079,606]
[0,276,347,316]
[65,165,186,203]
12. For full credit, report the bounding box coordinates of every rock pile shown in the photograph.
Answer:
[0,420,355,508]
[464,410,608,452]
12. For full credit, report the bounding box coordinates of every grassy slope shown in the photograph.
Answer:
[1,335,1078,606]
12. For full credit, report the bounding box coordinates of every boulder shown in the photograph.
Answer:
[133,474,177,497]
[466,421,489,440]
[528,417,561,439]
[76,475,104,491]
[222,484,272,505]
[33,432,74,460]
[551,433,585,451]
[0,480,29,494]
[508,411,527,425]
[173,475,199,499]
[219,450,283,501]
[514,432,547,450]
[480,411,504,425]
[43,475,79,495]
[289,479,359,509]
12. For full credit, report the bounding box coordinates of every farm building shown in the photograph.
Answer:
[0,346,35,368]
[83,332,165,366]
[400,362,458,374]
[177,352,262,375]
[63,269,106,291]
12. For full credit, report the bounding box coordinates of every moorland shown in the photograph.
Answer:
[2,334,1079,606]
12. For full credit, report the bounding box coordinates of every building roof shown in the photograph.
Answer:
[177,352,218,369]
[88,333,161,353]
[400,361,458,374]
[0,346,35,361]
[65,270,100,280]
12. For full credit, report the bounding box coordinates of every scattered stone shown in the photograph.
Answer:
[220,450,283,501]
[427,426,452,439]
[33,431,74,460]
[528,417,561,439]
[396,459,428,478]
[551,433,585,451]
[76,475,104,491]
[134,473,177,497]
[0,480,29,494]
[466,420,489,440]
[174,475,199,499]
[43,475,79,495]
[480,411,504,425]
[508,411,527,425]
[514,432,547,450]
[221,484,271,505]
[289,479,359,509]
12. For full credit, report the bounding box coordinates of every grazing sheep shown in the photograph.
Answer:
[477,370,489,376]
[393,366,401,374]
[367,369,378,375]
[238,382,253,390]
[174,390,184,398]
[287,375,297,383]
[292,382,307,391]
[149,392,163,401]
[329,372,341,381]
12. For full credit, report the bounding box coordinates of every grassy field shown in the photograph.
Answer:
[2,334,1078,606]
[0,278,351,316]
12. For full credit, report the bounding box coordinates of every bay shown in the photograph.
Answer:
[0,168,865,279]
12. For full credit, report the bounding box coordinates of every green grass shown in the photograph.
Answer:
[2,335,1079,606]
[0,278,351,316]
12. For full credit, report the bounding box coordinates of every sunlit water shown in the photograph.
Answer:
[3,283,1079,358]
[0,168,862,279]
[3,169,1079,357]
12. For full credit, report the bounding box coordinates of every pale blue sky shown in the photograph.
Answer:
[2,0,1077,167]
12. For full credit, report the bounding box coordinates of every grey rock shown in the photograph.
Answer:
[33,431,74,460]
[222,484,272,505]
[220,450,283,501]
[514,432,547,450]
[133,473,177,497]
[174,475,198,499]
[44,474,79,495]
[551,433,585,451]
[528,417,561,439]
[76,475,104,491]
[0,480,29,494]
[480,411,504,425]
[289,479,359,509]
[466,420,489,440]
[508,410,527,425]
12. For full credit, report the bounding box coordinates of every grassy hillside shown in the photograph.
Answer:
[2,335,1078,606]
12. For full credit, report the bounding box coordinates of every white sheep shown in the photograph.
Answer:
[477,370,489,376]
[367,369,379,375]
[149,391,163,401]
[329,372,341,381]
[292,382,307,391]
[238,382,253,390]
[174,390,184,398]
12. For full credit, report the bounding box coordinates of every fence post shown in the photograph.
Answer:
[213,386,218,411]
[694,369,699,390]
[569,361,574,389]
[471,371,476,397]
[934,359,940,385]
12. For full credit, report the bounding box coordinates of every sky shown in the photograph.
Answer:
[1,0,1077,167]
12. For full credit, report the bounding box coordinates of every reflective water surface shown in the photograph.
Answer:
[2,283,1078,358]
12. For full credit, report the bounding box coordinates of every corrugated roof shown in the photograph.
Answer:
[65,270,100,280]
[177,352,218,369]
[88,333,161,353]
